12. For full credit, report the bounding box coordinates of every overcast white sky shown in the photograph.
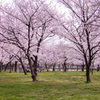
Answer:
[0,0,70,17]
[0,0,12,4]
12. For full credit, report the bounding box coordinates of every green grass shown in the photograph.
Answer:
[0,71,100,100]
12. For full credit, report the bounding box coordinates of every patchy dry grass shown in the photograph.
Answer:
[0,71,100,100]
[71,76,85,78]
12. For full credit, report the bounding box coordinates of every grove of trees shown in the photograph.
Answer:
[0,0,100,83]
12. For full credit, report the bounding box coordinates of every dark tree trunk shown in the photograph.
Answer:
[45,63,49,72]
[97,65,100,72]
[64,65,67,72]
[46,66,49,72]
[47,68,49,72]
[77,65,78,71]
[0,66,1,72]
[0,62,3,72]
[33,56,38,76]
[31,72,37,81]
[31,70,36,82]
[9,62,12,73]
[19,58,27,75]
[52,64,56,71]
[63,62,67,72]
[31,68,37,81]
[63,58,67,72]
[14,61,17,72]
[82,64,84,72]
[29,59,37,82]
[29,61,37,82]
[86,65,91,83]
[29,56,38,82]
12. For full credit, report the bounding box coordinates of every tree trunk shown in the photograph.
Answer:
[77,65,78,71]
[45,63,49,72]
[46,66,49,72]
[19,58,27,75]
[0,66,1,72]
[31,72,37,82]
[33,56,38,76]
[30,63,37,82]
[0,62,3,72]
[86,65,91,83]
[82,64,84,72]
[29,56,37,82]
[14,61,17,72]
[52,64,56,71]
[97,65,100,72]
[0,62,2,72]
[65,66,67,72]
[63,62,67,72]
[9,62,12,73]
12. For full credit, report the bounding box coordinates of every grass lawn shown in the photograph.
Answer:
[0,71,100,100]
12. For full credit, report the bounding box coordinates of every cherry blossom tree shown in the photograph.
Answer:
[0,43,15,72]
[0,43,27,74]
[0,0,58,81]
[39,41,72,71]
[59,0,100,82]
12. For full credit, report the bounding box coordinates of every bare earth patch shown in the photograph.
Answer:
[72,76,85,78]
